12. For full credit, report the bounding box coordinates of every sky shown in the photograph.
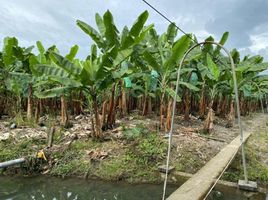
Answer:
[0,0,268,60]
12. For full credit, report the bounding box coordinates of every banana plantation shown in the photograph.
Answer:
[1,8,268,200]
[1,10,267,137]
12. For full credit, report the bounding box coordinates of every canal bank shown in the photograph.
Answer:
[0,113,268,198]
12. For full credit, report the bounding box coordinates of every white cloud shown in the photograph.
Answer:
[249,33,268,53]
[0,0,267,60]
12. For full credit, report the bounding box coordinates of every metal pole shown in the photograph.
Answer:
[265,94,268,113]
[0,158,25,168]
[162,41,248,199]
[260,97,264,114]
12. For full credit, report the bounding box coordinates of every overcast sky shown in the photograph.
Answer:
[0,0,268,60]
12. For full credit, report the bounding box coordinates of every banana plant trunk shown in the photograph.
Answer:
[142,94,148,116]
[27,83,33,120]
[199,83,206,119]
[165,98,173,132]
[203,100,214,134]
[92,94,102,138]
[101,100,107,130]
[35,99,40,124]
[226,99,235,127]
[107,83,116,128]
[184,89,190,121]
[160,92,165,130]
[60,95,69,127]
[121,81,127,117]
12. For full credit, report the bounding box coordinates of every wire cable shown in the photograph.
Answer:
[141,0,192,39]
[139,1,245,200]
[141,0,231,70]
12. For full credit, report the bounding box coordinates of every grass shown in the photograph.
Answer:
[0,137,46,162]
[222,130,268,185]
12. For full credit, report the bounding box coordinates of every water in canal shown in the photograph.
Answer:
[0,176,267,200]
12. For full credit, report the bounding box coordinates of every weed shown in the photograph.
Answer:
[127,133,167,166]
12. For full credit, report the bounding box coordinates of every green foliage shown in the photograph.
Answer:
[0,138,45,162]
[123,124,150,141]
[128,133,167,165]
[50,154,89,177]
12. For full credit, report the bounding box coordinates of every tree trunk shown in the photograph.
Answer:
[165,98,173,132]
[226,99,235,127]
[148,97,152,115]
[184,89,190,121]
[220,96,227,116]
[127,90,131,114]
[203,100,214,134]
[93,95,101,138]
[35,99,40,124]
[27,83,33,120]
[160,92,165,130]
[142,95,148,116]
[101,100,107,130]
[60,95,68,127]
[107,83,115,128]
[121,82,127,117]
[90,107,95,138]
[265,95,268,113]
[199,84,206,118]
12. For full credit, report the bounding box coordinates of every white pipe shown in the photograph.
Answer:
[0,158,25,168]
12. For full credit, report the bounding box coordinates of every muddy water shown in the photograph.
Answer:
[0,176,266,200]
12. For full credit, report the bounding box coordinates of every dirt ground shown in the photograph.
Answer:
[0,112,267,183]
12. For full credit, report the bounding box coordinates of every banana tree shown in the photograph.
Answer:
[233,54,268,115]
[32,44,79,127]
[142,25,194,130]
[76,10,152,128]
[35,41,131,138]
[29,41,61,123]
[1,37,35,118]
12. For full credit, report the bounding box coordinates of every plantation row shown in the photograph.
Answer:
[0,10,268,138]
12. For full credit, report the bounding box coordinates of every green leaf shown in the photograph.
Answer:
[164,35,192,71]
[90,44,97,61]
[165,87,181,102]
[166,23,177,44]
[36,41,45,54]
[113,49,132,66]
[103,10,119,48]
[129,11,149,37]
[214,32,229,56]
[206,54,220,81]
[143,51,161,72]
[2,37,18,66]
[24,46,34,54]
[36,87,70,98]
[247,63,268,72]
[50,52,81,78]
[179,81,199,91]
[202,36,214,55]
[76,20,105,48]
[49,76,82,87]
[95,13,106,36]
[65,45,79,61]
[121,26,134,49]
[231,48,240,64]
[134,24,154,45]
[36,64,69,78]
